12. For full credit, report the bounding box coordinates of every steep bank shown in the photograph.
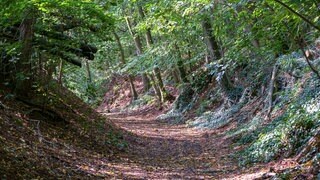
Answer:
[0,84,123,178]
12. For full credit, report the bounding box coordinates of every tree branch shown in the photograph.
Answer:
[274,0,320,31]
[297,40,320,79]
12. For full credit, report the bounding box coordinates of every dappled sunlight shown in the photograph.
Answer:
[99,105,309,179]
[225,158,298,180]
[111,116,208,140]
[226,171,267,180]
[101,111,244,179]
[72,153,214,179]
[1,0,319,178]
[302,95,320,114]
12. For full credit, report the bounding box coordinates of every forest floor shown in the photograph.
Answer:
[100,106,298,179]
[92,77,299,179]
[0,79,301,179]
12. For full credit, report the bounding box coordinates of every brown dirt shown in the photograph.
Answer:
[0,80,302,179]
[101,107,298,179]
[93,76,301,179]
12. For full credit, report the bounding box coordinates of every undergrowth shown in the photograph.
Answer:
[239,77,320,165]
[124,94,155,111]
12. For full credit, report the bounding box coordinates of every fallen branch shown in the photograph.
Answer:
[28,119,44,143]
[28,118,53,145]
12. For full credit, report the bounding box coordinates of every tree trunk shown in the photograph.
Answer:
[266,64,278,118]
[235,5,261,49]
[201,16,233,105]
[244,26,260,48]
[125,17,151,92]
[85,59,92,83]
[128,75,138,100]
[113,31,138,100]
[58,59,63,86]
[172,69,181,84]
[138,6,154,48]
[148,73,162,105]
[15,17,35,97]
[298,39,320,79]
[141,74,151,92]
[174,43,188,83]
[153,67,175,102]
[137,5,174,101]
[202,18,221,61]
[38,52,54,85]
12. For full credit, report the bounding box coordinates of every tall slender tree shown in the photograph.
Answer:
[15,10,36,97]
[113,30,138,100]
[137,5,174,102]
[125,16,151,92]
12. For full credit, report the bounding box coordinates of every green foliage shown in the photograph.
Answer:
[240,79,320,165]
[0,0,119,103]
[61,62,108,107]
[196,99,211,116]
[190,69,211,92]
[125,94,155,111]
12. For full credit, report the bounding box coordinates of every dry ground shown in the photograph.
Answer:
[101,107,298,179]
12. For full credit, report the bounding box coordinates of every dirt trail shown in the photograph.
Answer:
[103,109,269,179]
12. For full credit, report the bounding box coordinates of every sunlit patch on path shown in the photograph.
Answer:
[99,110,273,179]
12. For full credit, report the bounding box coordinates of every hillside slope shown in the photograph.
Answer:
[98,59,320,179]
[0,70,319,179]
[0,84,124,179]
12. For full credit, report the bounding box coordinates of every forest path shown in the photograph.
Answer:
[103,109,268,179]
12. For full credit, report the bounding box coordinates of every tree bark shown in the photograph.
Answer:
[128,75,138,100]
[138,5,153,47]
[266,64,278,118]
[244,26,260,48]
[113,31,138,100]
[174,43,188,83]
[15,16,35,97]
[58,59,63,86]
[153,67,175,102]
[141,74,151,92]
[125,17,151,92]
[172,69,181,84]
[202,18,221,61]
[148,73,162,105]
[39,52,54,84]
[297,39,320,79]
[201,16,233,105]
[85,59,92,83]
[137,5,174,101]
